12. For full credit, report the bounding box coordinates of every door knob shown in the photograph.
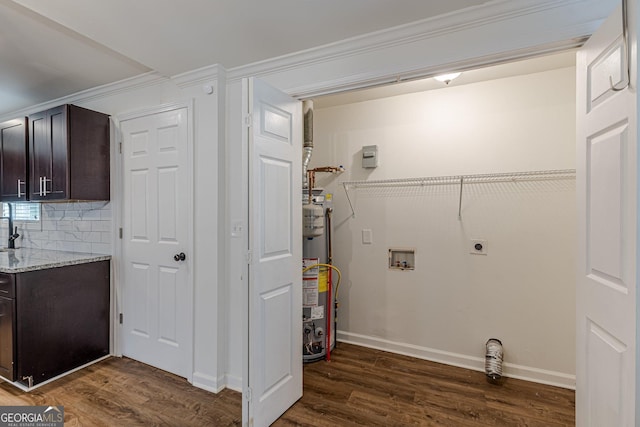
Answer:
[174,252,186,262]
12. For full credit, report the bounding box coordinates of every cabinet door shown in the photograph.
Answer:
[67,105,110,200]
[29,109,50,201]
[29,105,67,201]
[0,118,28,201]
[0,296,15,382]
[49,106,68,199]
[29,104,110,201]
[16,261,109,386]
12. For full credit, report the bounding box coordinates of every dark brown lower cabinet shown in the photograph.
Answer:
[0,260,109,387]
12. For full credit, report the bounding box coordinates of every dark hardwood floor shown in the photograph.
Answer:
[277,344,574,426]
[0,343,574,426]
[0,357,242,426]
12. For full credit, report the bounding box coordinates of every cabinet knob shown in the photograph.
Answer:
[173,252,186,262]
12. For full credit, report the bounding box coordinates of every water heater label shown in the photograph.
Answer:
[302,258,319,276]
[310,305,324,320]
[303,278,319,306]
[318,269,328,293]
[303,257,320,306]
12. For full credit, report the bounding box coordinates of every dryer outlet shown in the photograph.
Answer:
[470,239,488,255]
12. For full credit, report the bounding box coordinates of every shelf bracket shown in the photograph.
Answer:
[343,182,356,218]
[458,176,464,220]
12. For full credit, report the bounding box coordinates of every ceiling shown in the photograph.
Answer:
[0,0,490,117]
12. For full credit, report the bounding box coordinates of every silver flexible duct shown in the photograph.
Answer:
[485,338,503,381]
[302,100,314,189]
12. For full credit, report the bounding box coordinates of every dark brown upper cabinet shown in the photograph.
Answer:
[28,104,110,201]
[0,118,28,201]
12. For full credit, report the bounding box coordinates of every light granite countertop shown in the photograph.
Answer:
[0,248,110,273]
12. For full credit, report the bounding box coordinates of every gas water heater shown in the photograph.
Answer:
[302,189,336,362]
[301,99,342,362]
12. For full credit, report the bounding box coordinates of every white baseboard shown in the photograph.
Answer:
[224,374,243,393]
[336,331,575,390]
[192,372,242,394]
[192,372,225,393]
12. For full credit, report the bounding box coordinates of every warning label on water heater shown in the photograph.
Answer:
[310,305,324,320]
[303,278,318,306]
[303,258,319,307]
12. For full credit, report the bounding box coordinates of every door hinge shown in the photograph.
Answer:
[119,142,122,154]
[119,313,123,324]
[246,250,252,264]
[119,228,123,239]
[244,114,252,127]
[246,387,252,402]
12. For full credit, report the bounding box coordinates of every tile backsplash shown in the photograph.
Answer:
[2,202,112,254]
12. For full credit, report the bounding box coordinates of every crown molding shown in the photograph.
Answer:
[285,32,590,100]
[171,64,225,88]
[0,63,229,122]
[226,0,593,83]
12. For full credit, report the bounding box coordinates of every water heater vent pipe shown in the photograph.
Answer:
[302,100,314,189]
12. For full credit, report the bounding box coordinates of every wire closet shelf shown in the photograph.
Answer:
[341,168,576,219]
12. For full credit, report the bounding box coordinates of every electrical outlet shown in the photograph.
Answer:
[470,239,487,255]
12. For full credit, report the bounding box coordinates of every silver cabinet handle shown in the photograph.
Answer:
[39,176,51,196]
[17,179,25,198]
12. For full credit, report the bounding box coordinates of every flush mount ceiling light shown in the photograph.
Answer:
[434,72,462,85]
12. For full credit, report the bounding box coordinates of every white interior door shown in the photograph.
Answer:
[243,78,302,427]
[119,104,193,379]
[576,4,637,425]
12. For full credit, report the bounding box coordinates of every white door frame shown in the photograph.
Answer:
[112,100,195,383]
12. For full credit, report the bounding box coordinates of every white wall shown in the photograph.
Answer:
[309,67,577,387]
[224,79,246,390]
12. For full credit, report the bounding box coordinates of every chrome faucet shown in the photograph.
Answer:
[1,203,19,249]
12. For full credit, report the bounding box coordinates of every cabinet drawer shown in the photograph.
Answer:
[0,274,15,298]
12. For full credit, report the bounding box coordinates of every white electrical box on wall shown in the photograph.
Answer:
[362,145,378,168]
